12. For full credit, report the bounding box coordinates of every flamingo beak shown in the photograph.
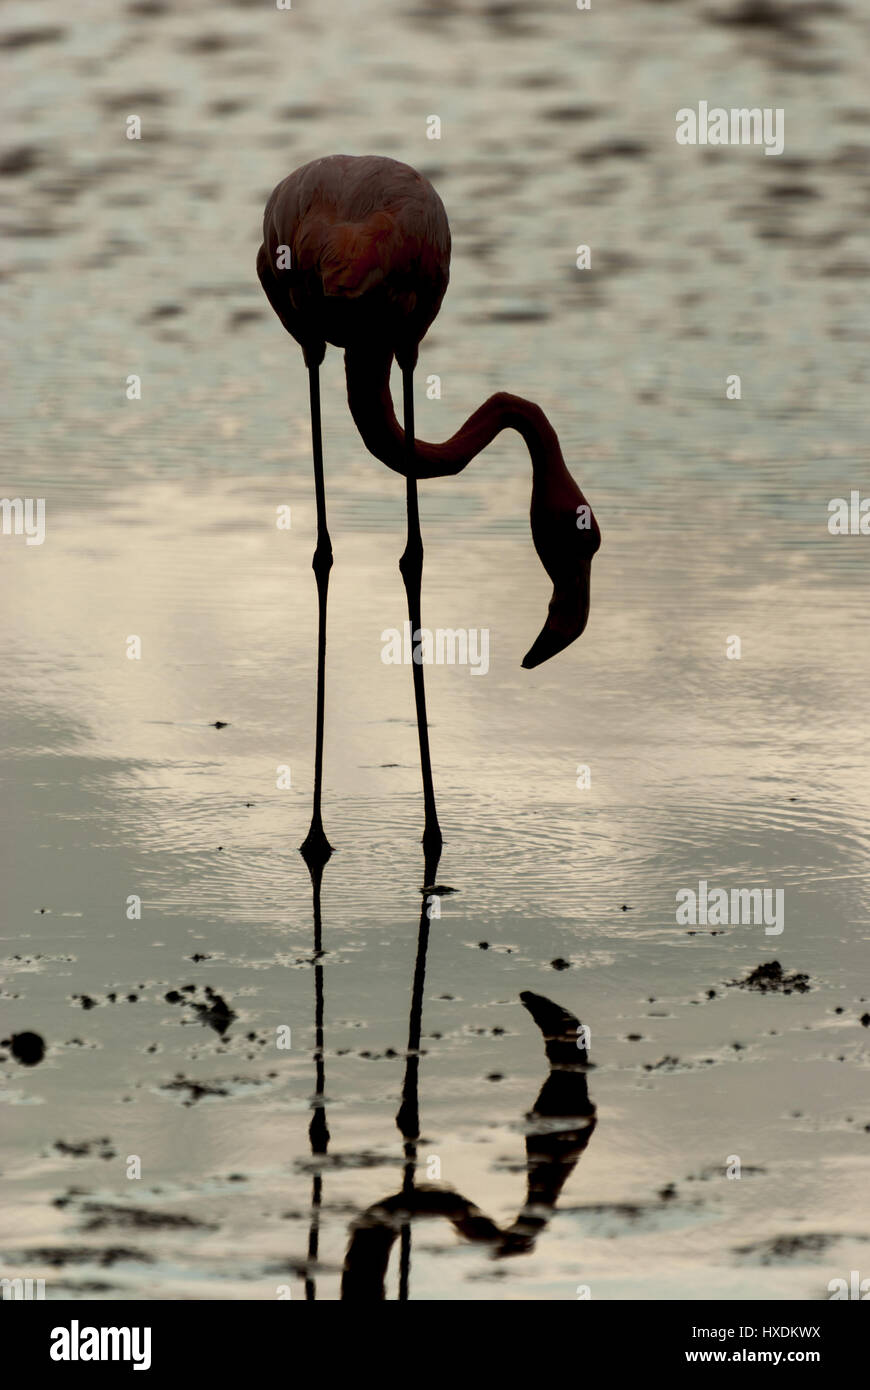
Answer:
[521,557,592,669]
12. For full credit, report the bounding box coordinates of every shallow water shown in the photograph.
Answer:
[1,0,869,1300]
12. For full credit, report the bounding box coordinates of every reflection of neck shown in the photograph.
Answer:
[345,347,568,482]
[342,992,596,1298]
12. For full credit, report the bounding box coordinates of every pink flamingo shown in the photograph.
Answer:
[257,155,600,862]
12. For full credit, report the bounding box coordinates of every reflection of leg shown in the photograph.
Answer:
[399,364,442,856]
[300,355,333,866]
[304,778,330,1301]
[396,840,443,1298]
[396,852,440,1144]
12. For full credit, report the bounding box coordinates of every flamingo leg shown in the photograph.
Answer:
[300,357,334,868]
[399,364,442,854]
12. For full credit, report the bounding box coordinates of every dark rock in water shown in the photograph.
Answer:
[165,984,235,1033]
[730,960,810,994]
[212,720,228,728]
[161,1075,229,1106]
[860,1013,870,1027]
[644,1055,681,1072]
[550,957,571,971]
[8,1031,45,1065]
[192,987,236,1036]
[53,1138,115,1160]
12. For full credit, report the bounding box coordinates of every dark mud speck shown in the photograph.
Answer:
[729,960,811,994]
[192,988,236,1036]
[7,1031,46,1066]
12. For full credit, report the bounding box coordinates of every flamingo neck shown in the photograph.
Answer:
[344,347,567,482]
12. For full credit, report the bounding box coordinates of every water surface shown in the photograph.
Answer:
[1,0,869,1300]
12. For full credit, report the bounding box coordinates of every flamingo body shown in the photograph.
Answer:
[258,154,601,848]
[258,155,450,368]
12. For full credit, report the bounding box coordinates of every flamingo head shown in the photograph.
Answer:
[521,491,601,669]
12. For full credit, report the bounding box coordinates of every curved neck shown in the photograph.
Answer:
[344,347,567,481]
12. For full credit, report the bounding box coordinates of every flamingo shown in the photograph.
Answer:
[257,154,601,862]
